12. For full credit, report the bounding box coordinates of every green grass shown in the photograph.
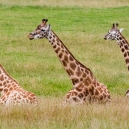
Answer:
[1,1,129,128]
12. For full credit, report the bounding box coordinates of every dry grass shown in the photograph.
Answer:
[0,95,129,129]
[0,0,129,8]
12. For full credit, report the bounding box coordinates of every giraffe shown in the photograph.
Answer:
[0,64,37,106]
[104,23,129,98]
[28,19,111,104]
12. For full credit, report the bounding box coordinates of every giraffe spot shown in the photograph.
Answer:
[81,68,84,72]
[59,53,63,58]
[83,88,89,96]
[72,91,78,96]
[73,97,78,102]
[68,68,74,75]
[62,60,67,67]
[70,63,76,70]
[124,53,127,57]
[99,96,103,101]
[72,78,79,84]
[64,55,69,63]
[17,96,21,99]
[65,50,68,55]
[97,82,100,86]
[119,37,122,40]
[80,78,83,81]
[4,88,8,93]
[76,87,82,92]
[76,70,81,76]
[56,38,59,42]
[127,52,129,56]
[53,35,55,38]
[53,45,56,49]
[83,73,87,78]
[121,48,125,52]
[125,45,128,50]
[0,83,2,86]
[0,70,1,74]
[2,96,6,101]
[83,76,92,86]
[89,85,94,95]
[77,83,84,89]
[103,93,106,98]
[52,39,55,42]
[98,88,103,93]
[61,44,64,49]
[0,75,4,81]
[69,56,74,61]
[66,69,70,76]
[7,92,10,95]
[95,89,99,96]
[93,81,96,86]
[55,47,60,53]
[57,42,60,46]
[0,87,3,91]
[3,81,6,85]
[9,87,13,91]
[78,93,84,99]
[125,58,129,64]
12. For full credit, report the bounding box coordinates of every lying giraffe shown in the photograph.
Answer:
[28,19,111,104]
[104,23,129,98]
[0,64,37,106]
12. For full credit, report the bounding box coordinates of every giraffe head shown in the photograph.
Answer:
[104,23,124,40]
[28,19,50,40]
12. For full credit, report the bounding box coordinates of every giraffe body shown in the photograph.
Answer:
[0,64,37,106]
[104,23,129,97]
[28,19,111,103]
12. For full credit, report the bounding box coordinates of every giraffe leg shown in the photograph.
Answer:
[65,90,85,104]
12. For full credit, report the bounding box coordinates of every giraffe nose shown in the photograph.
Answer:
[28,33,34,40]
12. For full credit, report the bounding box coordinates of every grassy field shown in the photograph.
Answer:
[1,0,129,128]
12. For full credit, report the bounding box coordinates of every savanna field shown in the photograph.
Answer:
[1,0,129,128]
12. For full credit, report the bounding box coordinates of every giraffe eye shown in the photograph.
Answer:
[41,29,45,32]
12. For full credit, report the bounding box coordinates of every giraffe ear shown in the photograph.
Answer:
[120,28,124,33]
[48,24,51,30]
[42,19,48,25]
[112,23,115,28]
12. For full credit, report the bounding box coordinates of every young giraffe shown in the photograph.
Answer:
[28,19,111,104]
[0,64,37,106]
[104,23,129,98]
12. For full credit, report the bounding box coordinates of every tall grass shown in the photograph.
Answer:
[1,1,129,128]
[0,96,129,129]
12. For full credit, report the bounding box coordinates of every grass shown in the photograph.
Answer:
[0,96,129,129]
[0,1,129,128]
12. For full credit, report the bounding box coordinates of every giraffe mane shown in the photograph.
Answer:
[51,30,94,76]
[0,64,19,85]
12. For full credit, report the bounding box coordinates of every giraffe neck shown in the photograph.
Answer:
[46,30,96,87]
[0,64,21,95]
[116,33,129,71]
